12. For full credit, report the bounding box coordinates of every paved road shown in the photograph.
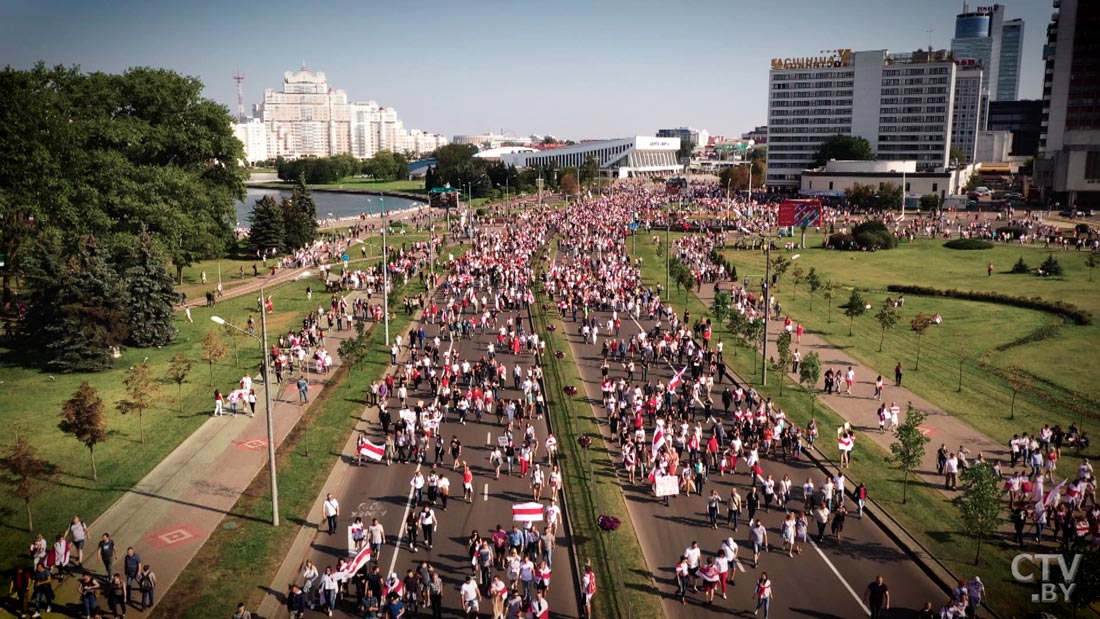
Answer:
[269,223,582,619]
[549,239,949,618]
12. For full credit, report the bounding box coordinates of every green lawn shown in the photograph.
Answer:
[705,232,1100,444]
[629,234,1098,618]
[0,275,321,571]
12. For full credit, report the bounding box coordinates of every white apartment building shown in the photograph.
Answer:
[249,68,446,161]
[232,118,269,164]
[950,62,985,164]
[767,48,958,187]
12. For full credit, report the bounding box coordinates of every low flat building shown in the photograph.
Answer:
[800,159,979,200]
[500,136,682,178]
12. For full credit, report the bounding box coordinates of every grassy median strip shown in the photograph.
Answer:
[157,278,431,617]
[629,234,1072,619]
[531,287,662,619]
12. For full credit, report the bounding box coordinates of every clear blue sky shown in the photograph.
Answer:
[1,0,1052,140]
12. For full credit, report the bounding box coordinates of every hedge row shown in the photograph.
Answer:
[944,238,993,250]
[885,284,1093,325]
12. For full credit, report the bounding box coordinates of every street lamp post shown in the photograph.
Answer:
[381,196,389,346]
[761,244,771,387]
[210,271,312,527]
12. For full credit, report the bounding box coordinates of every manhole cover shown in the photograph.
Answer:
[222,521,239,530]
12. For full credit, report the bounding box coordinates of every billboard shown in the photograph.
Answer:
[777,199,822,227]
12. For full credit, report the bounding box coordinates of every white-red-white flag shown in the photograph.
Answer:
[651,426,666,461]
[667,366,688,393]
[358,439,385,462]
[1044,480,1067,508]
[838,434,854,451]
[333,545,371,582]
[513,502,544,522]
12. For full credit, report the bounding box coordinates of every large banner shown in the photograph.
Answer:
[655,475,680,497]
[777,199,822,227]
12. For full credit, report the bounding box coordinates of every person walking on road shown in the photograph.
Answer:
[67,516,88,567]
[581,562,597,619]
[726,487,742,531]
[813,504,830,543]
[137,563,156,610]
[123,546,141,605]
[753,572,772,618]
[419,504,436,550]
[749,520,768,567]
[297,376,309,403]
[864,575,890,619]
[322,494,340,535]
[460,575,481,619]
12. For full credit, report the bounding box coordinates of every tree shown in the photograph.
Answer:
[0,435,61,531]
[164,353,193,413]
[812,135,874,168]
[24,235,130,372]
[1007,365,1031,421]
[59,382,109,481]
[806,268,823,311]
[770,255,791,288]
[200,328,228,386]
[123,229,179,348]
[581,155,600,185]
[919,193,940,213]
[742,320,765,375]
[874,303,900,352]
[118,361,159,444]
[283,174,319,250]
[337,321,370,388]
[559,172,580,196]
[790,265,805,298]
[1040,254,1063,276]
[1069,548,1100,618]
[842,289,867,336]
[249,194,286,255]
[823,280,840,323]
[1,64,245,302]
[713,290,732,322]
[889,404,930,504]
[774,331,792,395]
[910,314,934,370]
[845,184,878,211]
[1087,254,1100,282]
[677,139,695,162]
[951,462,1003,564]
[798,351,822,417]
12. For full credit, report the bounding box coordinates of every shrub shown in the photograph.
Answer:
[852,220,898,250]
[1075,223,1091,235]
[1011,257,1031,274]
[997,226,1027,240]
[944,239,994,250]
[475,208,488,217]
[885,284,1092,325]
[1039,254,1063,276]
[826,233,857,250]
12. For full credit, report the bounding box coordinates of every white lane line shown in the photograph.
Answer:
[388,462,421,574]
[808,539,871,615]
[733,556,746,573]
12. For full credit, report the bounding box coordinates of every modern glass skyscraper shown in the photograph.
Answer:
[949,4,1023,104]
[998,19,1024,101]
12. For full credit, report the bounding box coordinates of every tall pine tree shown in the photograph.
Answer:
[249,194,285,255]
[124,229,179,347]
[284,174,319,249]
[28,235,129,372]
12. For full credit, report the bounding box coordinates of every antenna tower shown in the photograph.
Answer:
[233,71,246,122]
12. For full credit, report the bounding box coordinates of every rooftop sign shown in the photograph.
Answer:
[771,49,853,70]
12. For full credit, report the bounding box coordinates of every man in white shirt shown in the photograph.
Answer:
[460,575,481,616]
[419,505,436,550]
[368,518,386,557]
[683,541,702,591]
[322,494,339,535]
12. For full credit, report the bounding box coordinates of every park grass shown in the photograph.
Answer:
[629,235,1098,618]
[530,289,662,619]
[156,272,431,618]
[0,276,320,572]
[701,232,1100,446]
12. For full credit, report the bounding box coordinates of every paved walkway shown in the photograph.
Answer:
[694,280,1006,499]
[8,284,372,619]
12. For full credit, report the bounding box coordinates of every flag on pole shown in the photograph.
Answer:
[1044,480,1067,508]
[513,502,545,522]
[651,425,666,460]
[358,439,385,462]
[333,545,371,582]
[667,366,688,393]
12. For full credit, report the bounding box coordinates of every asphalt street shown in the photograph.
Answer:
[552,243,950,619]
[292,230,581,618]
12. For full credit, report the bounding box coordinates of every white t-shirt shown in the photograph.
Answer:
[684,546,701,568]
[323,498,339,517]
[461,581,480,603]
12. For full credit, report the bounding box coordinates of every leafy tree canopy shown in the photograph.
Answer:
[812,135,875,168]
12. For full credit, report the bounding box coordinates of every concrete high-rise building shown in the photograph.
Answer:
[1036,0,1100,208]
[766,48,957,187]
[988,100,1042,156]
[656,127,709,150]
[232,118,269,164]
[250,68,446,161]
[950,62,985,164]
[950,4,1024,105]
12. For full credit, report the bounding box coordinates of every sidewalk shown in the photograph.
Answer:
[24,292,369,619]
[694,280,1006,499]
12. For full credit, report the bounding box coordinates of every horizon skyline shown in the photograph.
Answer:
[2,0,1052,140]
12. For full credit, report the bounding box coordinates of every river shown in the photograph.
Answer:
[234,187,426,227]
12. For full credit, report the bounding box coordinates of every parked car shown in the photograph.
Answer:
[1059,209,1096,218]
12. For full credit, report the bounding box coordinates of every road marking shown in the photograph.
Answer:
[484,483,489,502]
[487,431,491,445]
[808,539,871,615]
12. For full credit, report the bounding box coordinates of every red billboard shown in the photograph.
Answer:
[778,199,822,227]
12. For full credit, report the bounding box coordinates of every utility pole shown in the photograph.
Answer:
[382,196,389,346]
[258,291,278,525]
[762,243,771,386]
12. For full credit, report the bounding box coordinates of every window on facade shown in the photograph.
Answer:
[1086,151,1100,181]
